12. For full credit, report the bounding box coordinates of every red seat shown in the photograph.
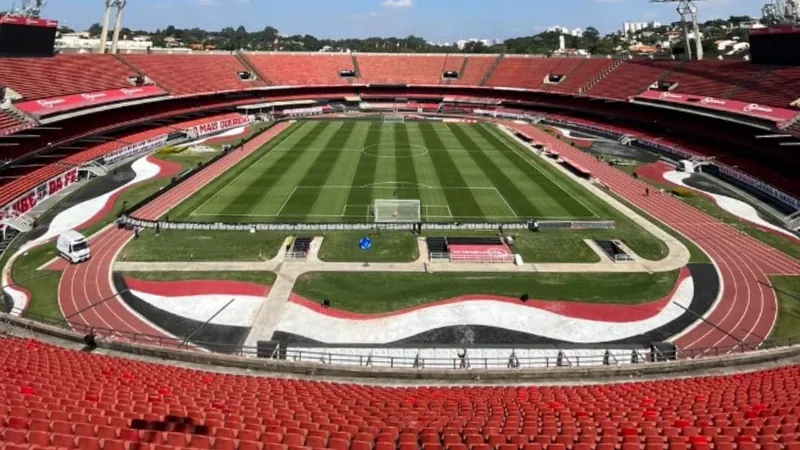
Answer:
[2,429,26,445]
[102,440,127,450]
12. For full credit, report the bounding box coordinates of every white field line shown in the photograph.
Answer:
[190,123,307,216]
[423,205,453,219]
[290,185,500,191]
[487,124,601,219]
[275,186,298,216]
[492,187,519,218]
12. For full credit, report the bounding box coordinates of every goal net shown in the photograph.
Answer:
[381,114,405,124]
[374,199,421,223]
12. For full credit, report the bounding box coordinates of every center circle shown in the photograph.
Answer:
[361,143,429,159]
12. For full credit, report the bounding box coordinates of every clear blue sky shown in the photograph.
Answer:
[44,0,760,41]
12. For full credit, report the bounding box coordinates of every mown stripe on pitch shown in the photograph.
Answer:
[174,121,303,220]
[418,123,483,218]
[394,124,420,201]
[219,121,328,217]
[475,123,593,217]
[447,123,545,217]
[343,123,382,221]
[278,122,357,219]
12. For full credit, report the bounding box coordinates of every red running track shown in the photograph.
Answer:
[512,123,800,354]
[53,122,291,345]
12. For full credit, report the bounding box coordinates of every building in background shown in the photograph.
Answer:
[622,21,663,35]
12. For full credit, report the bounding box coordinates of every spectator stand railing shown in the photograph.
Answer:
[117,215,615,233]
[3,308,800,372]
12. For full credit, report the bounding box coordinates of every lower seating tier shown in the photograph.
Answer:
[2,336,800,450]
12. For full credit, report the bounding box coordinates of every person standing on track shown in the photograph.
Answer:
[645,187,650,197]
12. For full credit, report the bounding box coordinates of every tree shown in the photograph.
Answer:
[151,35,166,48]
[583,26,601,43]
[87,22,103,37]
[462,41,489,53]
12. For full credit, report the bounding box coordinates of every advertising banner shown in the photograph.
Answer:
[636,90,798,123]
[15,86,167,116]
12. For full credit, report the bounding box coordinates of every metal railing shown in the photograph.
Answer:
[5,308,800,371]
[118,216,615,233]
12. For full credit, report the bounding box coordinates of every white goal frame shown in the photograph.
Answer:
[381,113,405,124]
[374,199,421,223]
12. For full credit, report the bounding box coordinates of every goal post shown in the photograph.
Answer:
[381,113,405,124]
[373,199,421,223]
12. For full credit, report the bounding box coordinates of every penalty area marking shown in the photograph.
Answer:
[423,205,452,219]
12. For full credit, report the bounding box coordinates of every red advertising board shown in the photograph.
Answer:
[0,15,57,28]
[15,86,167,116]
[184,115,253,137]
[449,244,514,262]
[636,90,799,123]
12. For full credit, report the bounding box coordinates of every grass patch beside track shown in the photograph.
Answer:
[119,271,277,286]
[318,231,419,263]
[293,270,680,314]
[768,276,800,342]
[11,245,62,319]
[120,229,287,262]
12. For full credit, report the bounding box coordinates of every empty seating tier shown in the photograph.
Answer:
[666,61,767,99]
[357,55,447,85]
[244,53,354,86]
[547,59,616,95]
[0,110,26,136]
[122,54,266,96]
[486,57,578,90]
[451,56,498,86]
[2,336,800,450]
[729,66,800,108]
[0,55,137,100]
[585,60,679,99]
[442,54,465,74]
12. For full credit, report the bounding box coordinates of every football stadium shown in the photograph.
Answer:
[2,0,800,447]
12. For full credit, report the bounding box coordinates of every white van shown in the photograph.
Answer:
[57,230,91,263]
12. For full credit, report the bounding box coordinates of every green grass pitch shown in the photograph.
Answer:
[170,120,602,223]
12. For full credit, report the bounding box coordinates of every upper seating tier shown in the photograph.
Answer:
[121,54,266,96]
[244,53,354,86]
[451,56,498,86]
[2,336,800,450]
[0,55,136,100]
[357,55,448,84]
[486,57,583,90]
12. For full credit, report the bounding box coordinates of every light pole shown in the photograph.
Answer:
[650,0,708,60]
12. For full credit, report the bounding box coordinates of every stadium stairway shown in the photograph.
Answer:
[479,54,504,86]
[245,54,353,86]
[577,59,623,96]
[4,336,800,450]
[121,54,267,96]
[351,54,362,79]
[236,53,272,86]
[721,66,775,101]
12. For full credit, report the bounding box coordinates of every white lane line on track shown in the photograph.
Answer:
[67,126,290,341]
[514,123,769,353]
[550,129,781,353]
